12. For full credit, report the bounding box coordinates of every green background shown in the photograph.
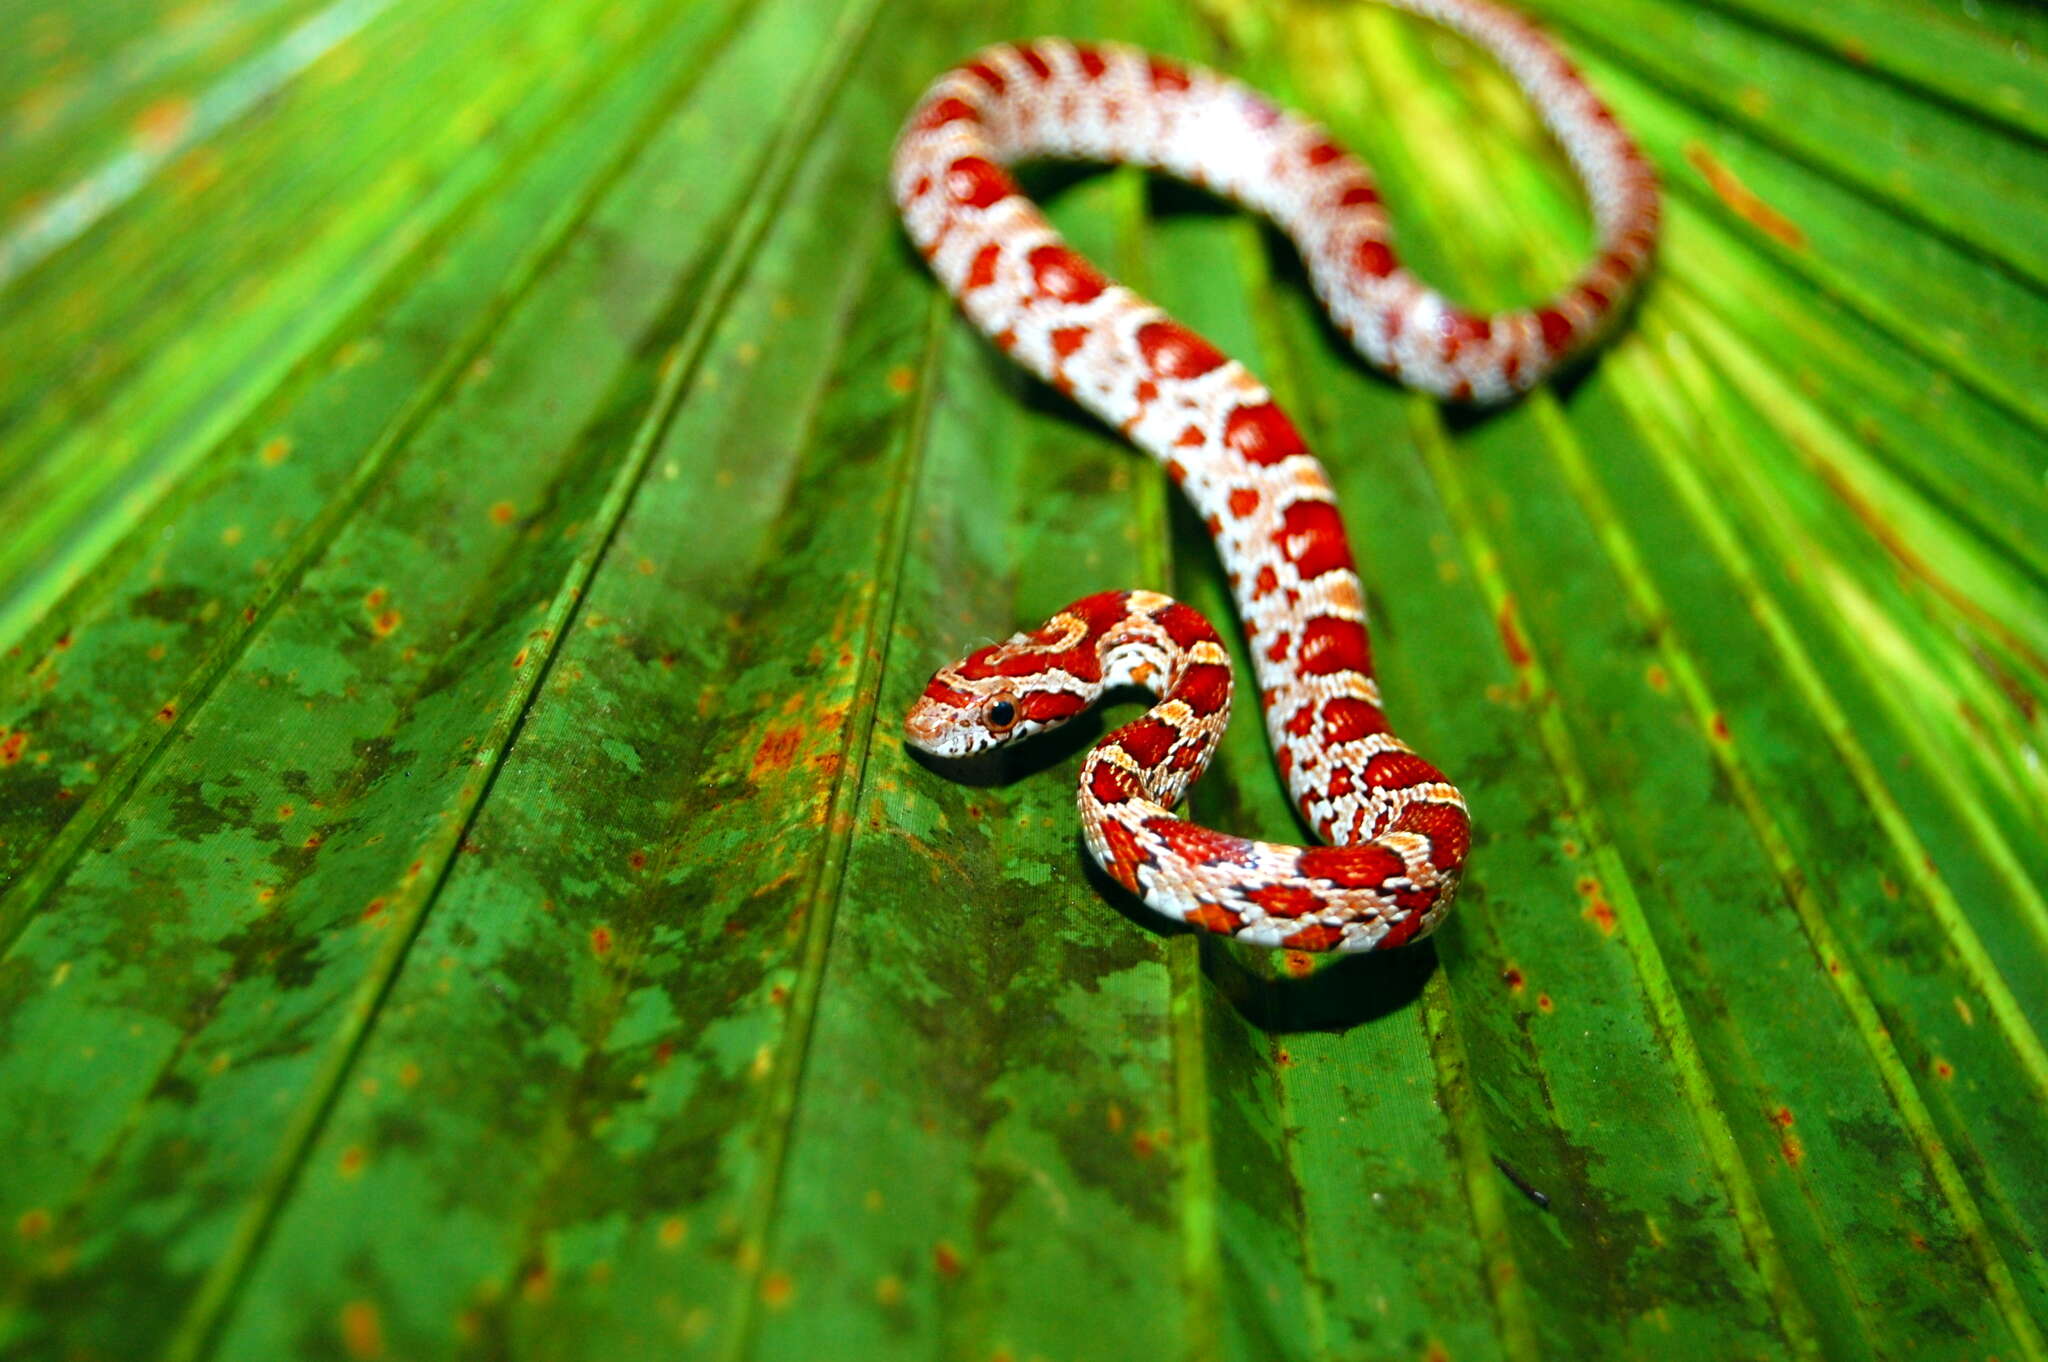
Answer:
[1,0,2044,1357]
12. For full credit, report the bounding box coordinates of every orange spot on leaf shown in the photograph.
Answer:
[752,724,802,778]
[1497,596,1532,668]
[339,1301,383,1360]
[1684,142,1806,249]
[135,97,194,149]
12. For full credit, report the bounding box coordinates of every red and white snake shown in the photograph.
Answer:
[896,0,1659,952]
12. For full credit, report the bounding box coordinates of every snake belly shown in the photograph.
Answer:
[892,1,1659,952]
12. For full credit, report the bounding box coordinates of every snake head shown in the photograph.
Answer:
[904,640,1087,759]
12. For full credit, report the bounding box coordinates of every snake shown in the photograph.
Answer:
[894,0,1659,952]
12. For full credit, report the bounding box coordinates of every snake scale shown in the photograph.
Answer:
[896,0,1659,952]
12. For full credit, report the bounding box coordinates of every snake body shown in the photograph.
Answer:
[896,2,1659,952]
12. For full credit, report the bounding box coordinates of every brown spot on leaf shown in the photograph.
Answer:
[0,731,26,766]
[933,1240,963,1276]
[591,925,614,956]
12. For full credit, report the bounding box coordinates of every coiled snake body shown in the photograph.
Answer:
[897,0,1659,952]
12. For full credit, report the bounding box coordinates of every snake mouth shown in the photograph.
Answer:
[904,698,985,757]
[902,706,950,753]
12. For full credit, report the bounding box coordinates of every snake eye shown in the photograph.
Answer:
[986,697,1018,731]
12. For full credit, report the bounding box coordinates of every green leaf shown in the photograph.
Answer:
[1,0,2043,1358]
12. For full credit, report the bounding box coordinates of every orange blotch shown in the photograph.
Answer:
[371,610,401,638]
[0,730,26,766]
[1284,923,1343,951]
[339,1146,366,1177]
[1583,898,1617,934]
[339,1301,384,1360]
[1684,143,1806,249]
[761,1272,794,1307]
[1536,992,1554,1013]
[1933,1059,1954,1081]
[933,1241,963,1276]
[135,97,194,149]
[1780,1134,1805,1166]
[752,724,802,777]
[591,925,614,956]
[17,1208,51,1239]
[1182,903,1243,935]
[1497,596,1532,667]
[1247,883,1319,919]
[1098,818,1144,891]
[260,435,293,466]
[1710,712,1732,743]
[489,501,516,525]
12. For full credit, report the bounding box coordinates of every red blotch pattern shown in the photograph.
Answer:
[891,11,1658,949]
[1274,499,1353,580]
[1137,321,1226,378]
[1223,403,1309,465]
[1299,843,1406,889]
[1028,244,1108,303]
[1297,617,1371,677]
[1170,662,1230,717]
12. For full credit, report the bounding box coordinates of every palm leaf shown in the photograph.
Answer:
[1,0,2042,1357]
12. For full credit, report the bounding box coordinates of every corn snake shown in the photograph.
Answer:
[896,1,1659,952]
